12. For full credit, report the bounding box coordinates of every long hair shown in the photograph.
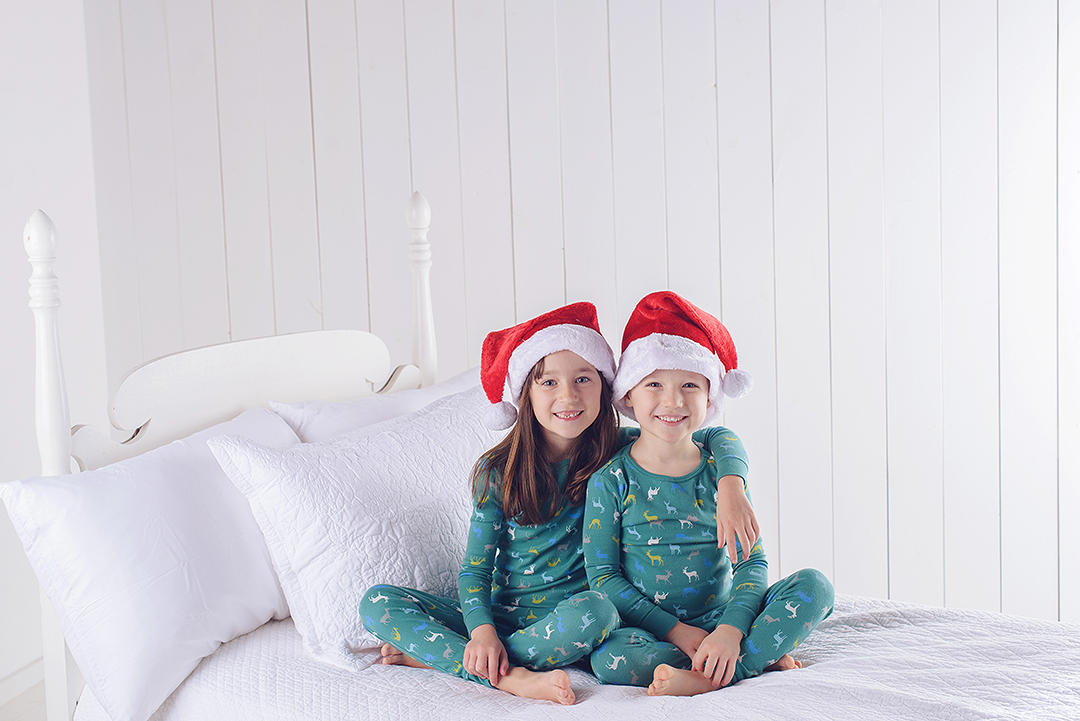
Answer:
[472,357,618,526]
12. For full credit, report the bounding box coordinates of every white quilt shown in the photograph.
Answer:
[73,594,1079,721]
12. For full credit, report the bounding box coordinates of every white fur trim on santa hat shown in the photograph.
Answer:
[486,324,616,430]
[613,333,732,424]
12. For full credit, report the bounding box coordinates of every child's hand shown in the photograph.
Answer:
[716,474,759,565]
[692,623,744,688]
[463,624,509,686]
[663,621,709,660]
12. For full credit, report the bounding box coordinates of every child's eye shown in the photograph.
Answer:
[539,379,556,387]
[575,376,592,384]
[646,381,661,388]
[683,382,698,389]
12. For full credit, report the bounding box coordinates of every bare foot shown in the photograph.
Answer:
[379,643,431,669]
[496,667,575,705]
[763,654,801,672]
[647,664,715,697]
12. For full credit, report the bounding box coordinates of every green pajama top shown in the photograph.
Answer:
[583,427,767,640]
[458,455,590,634]
[458,427,732,635]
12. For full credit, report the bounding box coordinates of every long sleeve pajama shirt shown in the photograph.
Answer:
[361,456,619,685]
[583,427,834,687]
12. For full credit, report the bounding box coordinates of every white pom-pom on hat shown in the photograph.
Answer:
[721,367,754,399]
[480,302,616,430]
[484,401,521,431]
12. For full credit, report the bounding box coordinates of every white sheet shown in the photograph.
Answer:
[74,594,1080,721]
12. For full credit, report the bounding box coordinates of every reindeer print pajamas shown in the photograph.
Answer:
[361,456,620,686]
[583,427,834,687]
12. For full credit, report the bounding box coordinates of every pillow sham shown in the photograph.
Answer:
[270,366,479,442]
[209,385,500,670]
[0,408,296,721]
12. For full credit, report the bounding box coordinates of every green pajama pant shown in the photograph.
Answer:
[360,585,619,687]
[590,568,834,686]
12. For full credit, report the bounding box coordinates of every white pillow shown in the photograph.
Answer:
[0,408,296,721]
[270,366,480,442]
[208,385,500,670]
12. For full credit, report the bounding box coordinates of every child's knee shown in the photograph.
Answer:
[792,569,835,618]
[358,584,394,618]
[572,590,621,633]
[802,569,835,605]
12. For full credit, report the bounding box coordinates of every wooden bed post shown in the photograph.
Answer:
[406,192,437,387]
[25,210,83,721]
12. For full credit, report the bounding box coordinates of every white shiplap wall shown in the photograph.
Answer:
[82,0,1078,622]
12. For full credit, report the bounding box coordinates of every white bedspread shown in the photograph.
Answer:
[74,594,1079,721]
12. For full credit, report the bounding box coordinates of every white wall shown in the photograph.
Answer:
[76,0,1077,624]
[0,0,109,705]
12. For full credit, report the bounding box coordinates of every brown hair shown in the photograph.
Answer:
[472,357,618,526]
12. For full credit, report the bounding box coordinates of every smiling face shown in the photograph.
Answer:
[527,350,604,457]
[624,368,711,448]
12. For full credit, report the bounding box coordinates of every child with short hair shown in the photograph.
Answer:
[584,291,834,695]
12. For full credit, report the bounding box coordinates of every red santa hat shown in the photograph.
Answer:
[481,302,617,430]
[613,291,752,424]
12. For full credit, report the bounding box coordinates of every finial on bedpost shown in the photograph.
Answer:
[407,192,437,386]
[26,210,72,477]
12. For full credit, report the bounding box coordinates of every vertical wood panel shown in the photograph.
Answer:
[357,0,414,365]
[403,0,469,378]
[84,0,141,392]
[609,0,667,323]
[824,0,888,597]
[661,0,720,309]
[261,0,321,335]
[80,0,1078,622]
[1060,0,1080,625]
[454,0,515,364]
[882,0,944,607]
[121,0,184,361]
[555,0,620,346]
[214,0,276,341]
[164,0,230,351]
[940,0,1000,613]
[771,0,834,580]
[505,0,565,321]
[715,0,780,576]
[998,0,1058,621]
[308,0,369,332]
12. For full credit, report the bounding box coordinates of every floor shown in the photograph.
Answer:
[0,683,45,721]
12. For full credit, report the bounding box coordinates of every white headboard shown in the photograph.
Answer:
[24,191,437,721]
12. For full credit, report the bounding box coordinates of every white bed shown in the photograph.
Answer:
[72,595,1080,721]
[5,194,1079,721]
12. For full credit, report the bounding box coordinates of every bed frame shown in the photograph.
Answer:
[24,192,437,721]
